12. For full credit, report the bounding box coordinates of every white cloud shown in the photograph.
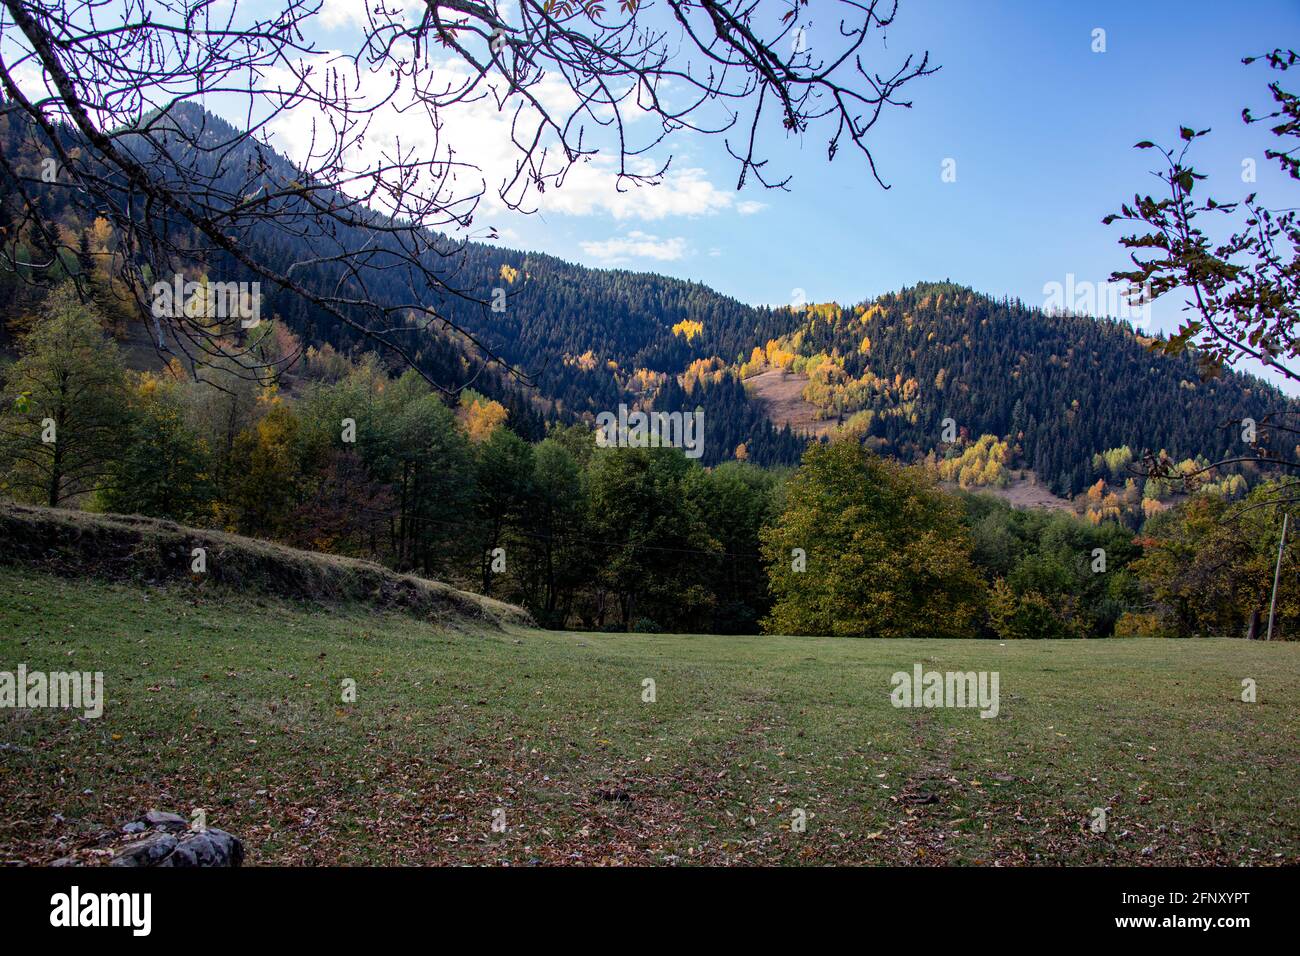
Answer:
[736,200,767,215]
[6,61,55,103]
[252,49,753,226]
[580,231,688,264]
[317,0,424,30]
[546,161,735,220]
[317,0,367,30]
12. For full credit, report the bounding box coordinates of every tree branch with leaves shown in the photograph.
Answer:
[1107,49,1300,497]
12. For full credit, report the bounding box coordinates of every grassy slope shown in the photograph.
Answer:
[0,501,532,630]
[1,566,1296,866]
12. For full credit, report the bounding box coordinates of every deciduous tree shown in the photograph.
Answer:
[0,283,127,506]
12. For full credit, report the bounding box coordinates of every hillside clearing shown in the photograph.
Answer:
[942,473,1075,513]
[1,566,1295,866]
[746,368,838,439]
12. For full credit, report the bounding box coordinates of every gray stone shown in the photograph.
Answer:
[102,809,246,867]
[110,828,243,867]
[158,828,243,867]
[111,833,178,867]
[142,809,189,830]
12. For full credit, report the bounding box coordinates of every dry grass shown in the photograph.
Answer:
[744,368,838,439]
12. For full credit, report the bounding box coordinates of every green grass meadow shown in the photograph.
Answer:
[1,567,1296,865]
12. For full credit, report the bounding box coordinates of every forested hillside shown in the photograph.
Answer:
[740,283,1294,495]
[1,103,1292,491]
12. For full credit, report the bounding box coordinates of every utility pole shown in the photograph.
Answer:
[1266,512,1290,642]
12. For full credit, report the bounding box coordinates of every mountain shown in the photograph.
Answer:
[1,103,1293,494]
[728,282,1293,495]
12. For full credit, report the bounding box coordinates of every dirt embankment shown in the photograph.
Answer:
[0,501,532,630]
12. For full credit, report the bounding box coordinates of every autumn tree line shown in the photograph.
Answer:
[1,288,1295,639]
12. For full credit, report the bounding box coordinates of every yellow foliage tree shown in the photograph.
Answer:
[671,319,703,342]
[457,391,508,442]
